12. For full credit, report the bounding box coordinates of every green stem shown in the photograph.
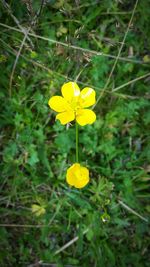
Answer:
[76,122,79,162]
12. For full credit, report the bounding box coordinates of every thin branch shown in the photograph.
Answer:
[94,0,139,108]
[0,22,144,65]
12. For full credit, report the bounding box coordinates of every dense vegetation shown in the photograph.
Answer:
[0,0,150,266]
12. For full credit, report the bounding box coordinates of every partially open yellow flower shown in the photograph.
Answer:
[31,204,46,217]
[66,163,89,189]
[48,82,96,126]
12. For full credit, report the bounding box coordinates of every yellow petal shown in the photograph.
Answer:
[56,110,75,125]
[76,109,96,126]
[66,163,89,189]
[48,96,69,112]
[61,82,80,101]
[80,87,96,108]
[66,163,78,186]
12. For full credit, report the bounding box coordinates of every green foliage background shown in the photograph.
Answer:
[0,0,150,266]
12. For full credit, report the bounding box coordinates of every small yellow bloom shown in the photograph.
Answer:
[31,204,46,217]
[66,163,90,189]
[48,82,96,126]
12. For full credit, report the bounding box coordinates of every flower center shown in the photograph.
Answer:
[68,97,82,112]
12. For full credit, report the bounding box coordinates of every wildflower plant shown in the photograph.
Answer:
[48,82,96,188]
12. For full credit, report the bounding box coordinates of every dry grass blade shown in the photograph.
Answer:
[118,200,148,222]
[0,23,144,65]
[2,36,148,101]
[9,28,31,96]
[0,224,51,228]
[54,228,89,255]
[28,262,78,267]
[112,72,150,92]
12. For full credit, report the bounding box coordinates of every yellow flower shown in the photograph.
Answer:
[48,82,96,126]
[31,204,46,217]
[66,163,90,189]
